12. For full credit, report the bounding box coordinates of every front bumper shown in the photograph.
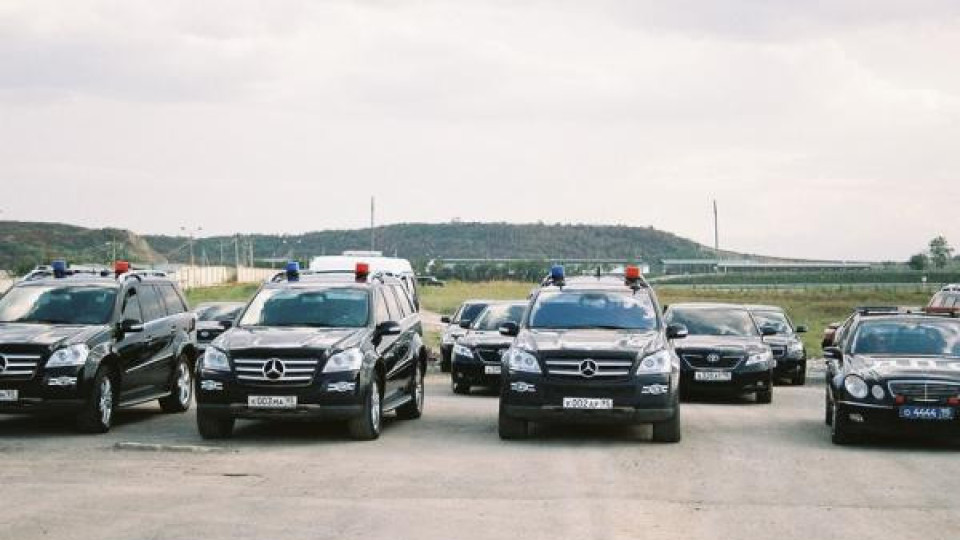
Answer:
[501,372,678,425]
[0,368,90,415]
[451,353,501,386]
[196,369,367,422]
[773,358,805,378]
[680,364,773,394]
[836,401,960,436]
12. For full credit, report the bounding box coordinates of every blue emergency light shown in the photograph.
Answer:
[52,260,68,279]
[550,265,565,282]
[285,261,300,281]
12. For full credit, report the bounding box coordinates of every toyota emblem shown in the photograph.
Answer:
[707,353,721,363]
[579,359,599,378]
[263,358,286,380]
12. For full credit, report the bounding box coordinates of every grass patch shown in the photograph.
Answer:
[418,281,535,316]
[185,283,260,306]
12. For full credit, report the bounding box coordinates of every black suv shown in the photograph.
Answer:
[439,300,492,372]
[0,261,197,432]
[451,301,527,394]
[665,303,777,403]
[746,305,808,385]
[195,263,427,440]
[824,308,960,444]
[498,266,686,442]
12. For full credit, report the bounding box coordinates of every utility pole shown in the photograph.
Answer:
[713,199,719,255]
[370,196,376,252]
[234,235,240,268]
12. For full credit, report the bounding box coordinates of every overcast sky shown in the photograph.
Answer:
[1,1,958,261]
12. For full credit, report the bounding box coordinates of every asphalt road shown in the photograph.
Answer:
[2,374,959,540]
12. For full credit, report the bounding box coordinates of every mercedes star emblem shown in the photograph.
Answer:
[263,358,286,380]
[579,359,599,378]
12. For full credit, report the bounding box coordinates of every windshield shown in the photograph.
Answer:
[528,291,657,330]
[195,304,243,322]
[667,308,759,337]
[238,287,369,328]
[473,304,526,331]
[457,303,488,323]
[852,319,960,356]
[751,310,793,334]
[0,285,117,325]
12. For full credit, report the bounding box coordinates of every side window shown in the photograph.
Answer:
[138,285,166,322]
[158,285,186,315]
[375,290,392,323]
[950,294,960,308]
[382,287,402,321]
[452,305,464,323]
[122,290,143,322]
[398,285,416,315]
[389,286,410,318]
[930,293,945,307]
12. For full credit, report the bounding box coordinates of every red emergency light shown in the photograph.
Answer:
[625,265,642,282]
[356,262,370,282]
[114,260,131,276]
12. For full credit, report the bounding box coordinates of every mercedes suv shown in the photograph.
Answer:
[195,263,427,440]
[450,300,527,394]
[498,266,687,442]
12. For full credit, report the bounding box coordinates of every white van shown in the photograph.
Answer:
[309,253,420,310]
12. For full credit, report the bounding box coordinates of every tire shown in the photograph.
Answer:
[348,379,383,441]
[498,404,528,440]
[76,367,116,434]
[452,379,470,395]
[159,356,193,413]
[825,392,834,426]
[756,388,773,404]
[652,407,682,443]
[831,403,859,445]
[197,410,235,439]
[396,363,424,420]
[791,363,807,386]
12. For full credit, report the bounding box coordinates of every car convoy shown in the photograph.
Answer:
[1,261,959,447]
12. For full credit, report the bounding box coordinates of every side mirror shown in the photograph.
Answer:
[441,316,451,324]
[666,323,688,340]
[499,322,519,337]
[219,320,234,330]
[795,325,808,334]
[760,325,778,337]
[119,319,144,333]
[459,319,473,329]
[375,321,402,337]
[823,346,843,360]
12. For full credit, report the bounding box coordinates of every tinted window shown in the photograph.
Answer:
[393,285,415,316]
[457,303,488,323]
[239,287,370,328]
[375,290,392,323]
[751,310,793,334]
[195,304,244,322]
[0,285,117,325]
[852,319,960,356]
[158,285,186,315]
[381,288,402,320]
[473,304,526,331]
[667,307,758,337]
[122,290,143,322]
[529,291,657,330]
[138,286,166,322]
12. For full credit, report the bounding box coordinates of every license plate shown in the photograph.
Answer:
[899,406,955,421]
[484,365,502,375]
[695,371,732,382]
[563,397,613,410]
[0,389,18,402]
[247,395,297,409]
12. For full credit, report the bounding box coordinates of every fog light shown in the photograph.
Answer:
[327,382,356,393]
[849,413,865,423]
[510,381,536,393]
[46,376,77,387]
[871,385,885,400]
[200,380,223,391]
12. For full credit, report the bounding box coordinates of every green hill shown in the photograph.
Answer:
[0,221,163,273]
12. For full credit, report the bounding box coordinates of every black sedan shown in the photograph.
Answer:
[825,311,960,444]
[450,301,527,394]
[193,302,245,350]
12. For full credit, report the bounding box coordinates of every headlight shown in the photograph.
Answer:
[636,350,672,375]
[844,375,869,399]
[505,348,541,374]
[745,350,773,367]
[787,341,804,357]
[46,344,90,368]
[453,344,474,359]
[202,347,231,371]
[323,348,364,373]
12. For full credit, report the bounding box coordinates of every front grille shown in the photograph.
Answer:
[545,357,634,378]
[769,345,786,359]
[680,350,744,370]
[475,347,507,364]
[0,353,42,381]
[233,357,321,385]
[888,380,960,402]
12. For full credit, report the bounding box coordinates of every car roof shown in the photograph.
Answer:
[668,302,747,310]
[856,313,960,323]
[744,304,784,312]
[308,256,413,275]
[194,301,245,307]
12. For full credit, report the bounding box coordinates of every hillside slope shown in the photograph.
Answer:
[0,221,163,271]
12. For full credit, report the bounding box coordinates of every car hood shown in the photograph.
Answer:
[0,323,105,350]
[674,335,766,352]
[518,329,662,355]
[215,326,367,353]
[848,355,960,380]
[460,330,514,348]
